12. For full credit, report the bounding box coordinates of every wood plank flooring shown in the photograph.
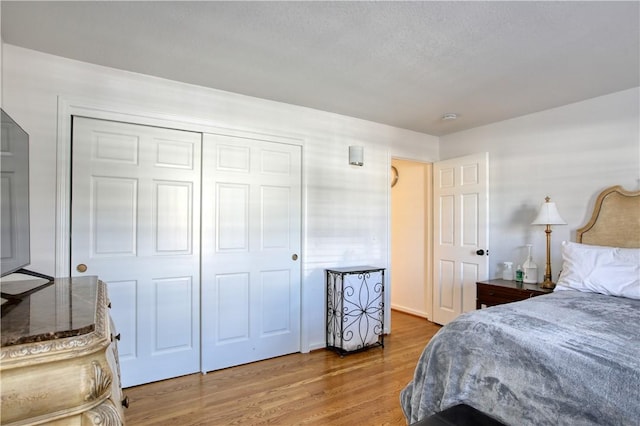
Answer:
[124,310,441,425]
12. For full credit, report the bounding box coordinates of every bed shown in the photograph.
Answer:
[400,186,640,426]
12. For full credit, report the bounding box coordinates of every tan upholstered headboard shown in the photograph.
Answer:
[576,186,640,248]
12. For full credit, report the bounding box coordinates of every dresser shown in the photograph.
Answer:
[476,279,553,309]
[1,275,127,425]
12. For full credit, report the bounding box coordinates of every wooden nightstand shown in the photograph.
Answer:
[476,279,553,309]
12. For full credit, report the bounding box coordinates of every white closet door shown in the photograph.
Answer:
[201,134,302,372]
[432,152,489,325]
[71,117,202,387]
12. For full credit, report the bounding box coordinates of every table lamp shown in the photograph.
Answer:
[531,197,566,289]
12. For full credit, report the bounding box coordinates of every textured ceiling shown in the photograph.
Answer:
[2,1,638,136]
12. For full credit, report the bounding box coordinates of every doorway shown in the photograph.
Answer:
[390,159,432,319]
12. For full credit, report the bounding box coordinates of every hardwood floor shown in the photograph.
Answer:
[124,310,441,425]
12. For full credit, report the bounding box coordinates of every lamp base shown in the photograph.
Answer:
[540,279,555,289]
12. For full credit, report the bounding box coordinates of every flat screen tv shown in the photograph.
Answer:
[1,109,31,277]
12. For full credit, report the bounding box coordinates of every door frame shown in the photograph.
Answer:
[54,96,309,350]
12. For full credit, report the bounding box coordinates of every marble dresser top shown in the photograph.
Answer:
[1,275,99,347]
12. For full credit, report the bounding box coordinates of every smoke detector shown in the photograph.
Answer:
[441,113,458,121]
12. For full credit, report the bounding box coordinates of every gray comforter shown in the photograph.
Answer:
[400,291,640,425]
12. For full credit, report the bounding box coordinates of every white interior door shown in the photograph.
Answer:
[71,117,202,387]
[201,133,301,372]
[432,152,489,325]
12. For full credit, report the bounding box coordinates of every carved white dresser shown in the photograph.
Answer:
[1,275,127,425]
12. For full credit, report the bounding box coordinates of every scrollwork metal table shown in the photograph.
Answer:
[326,266,385,356]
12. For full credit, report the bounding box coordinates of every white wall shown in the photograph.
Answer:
[1,44,439,351]
[5,43,636,350]
[440,88,640,282]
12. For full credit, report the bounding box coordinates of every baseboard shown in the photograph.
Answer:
[391,304,429,319]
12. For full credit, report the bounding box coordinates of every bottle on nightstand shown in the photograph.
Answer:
[515,265,523,282]
[523,244,538,284]
[502,262,514,280]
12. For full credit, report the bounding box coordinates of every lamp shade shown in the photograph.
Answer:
[531,197,566,225]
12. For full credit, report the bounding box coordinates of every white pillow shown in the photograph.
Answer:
[555,241,640,299]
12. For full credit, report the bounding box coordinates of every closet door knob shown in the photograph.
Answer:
[76,263,88,273]
[476,249,489,256]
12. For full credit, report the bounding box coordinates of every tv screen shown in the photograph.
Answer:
[1,109,30,277]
